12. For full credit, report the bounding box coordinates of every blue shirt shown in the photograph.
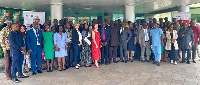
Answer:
[150,28,163,46]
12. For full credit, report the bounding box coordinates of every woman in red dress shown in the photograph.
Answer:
[92,23,101,68]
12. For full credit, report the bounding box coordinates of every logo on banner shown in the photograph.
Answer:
[31,15,33,17]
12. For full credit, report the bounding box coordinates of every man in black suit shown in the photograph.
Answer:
[99,22,110,65]
[108,21,120,63]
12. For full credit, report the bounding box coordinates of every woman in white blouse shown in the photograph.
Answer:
[165,24,179,65]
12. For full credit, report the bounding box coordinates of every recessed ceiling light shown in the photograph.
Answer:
[116,1,119,2]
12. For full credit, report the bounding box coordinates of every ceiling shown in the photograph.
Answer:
[0,0,200,13]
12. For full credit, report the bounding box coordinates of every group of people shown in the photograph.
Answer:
[0,12,200,83]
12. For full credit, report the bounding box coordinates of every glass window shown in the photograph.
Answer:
[113,13,124,22]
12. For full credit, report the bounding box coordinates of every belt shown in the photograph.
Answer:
[145,41,149,42]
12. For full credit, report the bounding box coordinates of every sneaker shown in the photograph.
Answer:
[157,62,160,66]
[171,60,173,64]
[174,61,177,65]
[12,79,20,83]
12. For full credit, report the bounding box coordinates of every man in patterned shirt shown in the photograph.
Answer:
[65,22,73,68]
[0,13,13,80]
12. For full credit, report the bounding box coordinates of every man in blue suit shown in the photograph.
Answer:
[26,22,43,75]
[98,22,110,65]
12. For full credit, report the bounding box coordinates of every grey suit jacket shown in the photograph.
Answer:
[178,28,194,49]
[139,28,150,46]
[119,27,132,42]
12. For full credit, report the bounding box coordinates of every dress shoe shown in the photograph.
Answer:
[12,79,20,83]
[124,60,127,63]
[131,60,133,62]
[32,72,36,75]
[19,75,29,78]
[119,60,124,62]
[187,61,191,64]
[153,61,157,64]
[193,60,196,63]
[114,61,118,63]
[146,60,150,62]
[142,60,145,62]
[157,62,160,66]
[37,70,42,73]
[180,61,185,63]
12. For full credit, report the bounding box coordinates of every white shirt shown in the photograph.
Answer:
[32,28,40,45]
[120,27,124,34]
[143,28,149,41]
[77,30,82,42]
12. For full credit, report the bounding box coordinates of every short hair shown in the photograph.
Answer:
[73,22,80,27]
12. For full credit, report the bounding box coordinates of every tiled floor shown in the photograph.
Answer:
[0,58,200,85]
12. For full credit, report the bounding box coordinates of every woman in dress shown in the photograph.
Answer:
[43,25,54,72]
[19,25,29,77]
[72,22,82,69]
[91,23,101,68]
[80,23,92,67]
[54,25,68,71]
[127,22,136,62]
[165,24,179,65]
[161,26,168,62]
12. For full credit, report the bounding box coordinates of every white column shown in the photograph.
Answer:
[50,3,63,25]
[178,5,190,12]
[124,4,135,22]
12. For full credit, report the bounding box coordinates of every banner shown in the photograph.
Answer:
[173,12,191,26]
[23,11,45,30]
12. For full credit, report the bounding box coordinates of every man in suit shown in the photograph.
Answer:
[99,22,110,65]
[119,22,132,63]
[139,22,151,62]
[8,24,29,83]
[26,22,43,75]
[109,21,120,63]
[179,23,194,64]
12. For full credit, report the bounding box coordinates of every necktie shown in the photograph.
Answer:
[103,28,105,41]
[145,29,148,41]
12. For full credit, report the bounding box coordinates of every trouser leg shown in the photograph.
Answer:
[192,43,198,60]
[4,50,12,78]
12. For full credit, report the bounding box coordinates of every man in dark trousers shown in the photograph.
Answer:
[8,24,29,83]
[99,22,110,65]
[179,23,194,64]
[109,21,120,63]
[26,22,43,75]
[119,22,132,63]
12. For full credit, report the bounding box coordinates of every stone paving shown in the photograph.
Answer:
[0,58,200,85]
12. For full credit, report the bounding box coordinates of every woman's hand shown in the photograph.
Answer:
[96,44,98,48]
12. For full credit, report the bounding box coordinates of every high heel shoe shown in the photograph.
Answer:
[94,63,100,68]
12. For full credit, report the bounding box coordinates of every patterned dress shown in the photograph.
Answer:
[0,26,11,52]
[92,31,101,60]
[80,29,92,65]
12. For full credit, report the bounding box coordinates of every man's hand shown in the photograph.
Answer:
[182,34,185,37]
[17,12,20,16]
[134,41,136,45]
[127,40,129,42]
[191,43,194,46]
[140,44,143,48]
[104,42,107,46]
[118,42,120,45]
[5,12,10,17]
[28,49,32,54]
[198,41,200,45]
